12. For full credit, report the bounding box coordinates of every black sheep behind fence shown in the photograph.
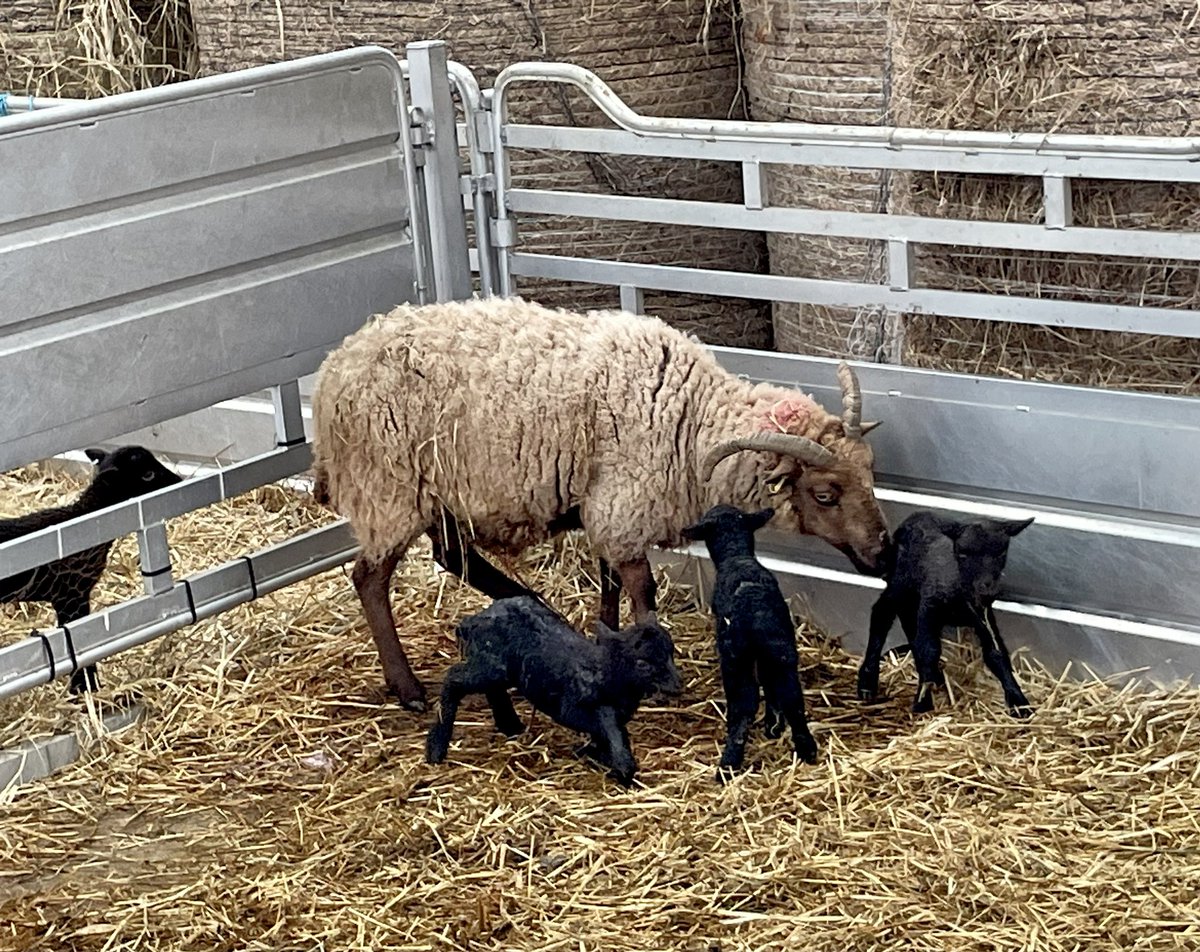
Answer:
[0,446,182,694]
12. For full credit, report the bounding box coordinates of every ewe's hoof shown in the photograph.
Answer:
[386,682,428,713]
[401,697,428,713]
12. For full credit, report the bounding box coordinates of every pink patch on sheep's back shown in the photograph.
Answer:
[757,394,818,434]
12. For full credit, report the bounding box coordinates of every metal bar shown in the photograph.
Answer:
[447,61,498,296]
[271,381,306,447]
[0,94,75,114]
[503,125,1200,184]
[405,42,473,303]
[510,253,1200,339]
[0,520,358,700]
[0,444,311,579]
[887,239,914,290]
[492,61,1200,157]
[506,188,1200,261]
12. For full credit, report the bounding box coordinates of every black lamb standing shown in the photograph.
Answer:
[425,595,682,787]
[856,510,1035,717]
[1,446,182,693]
[682,504,819,780]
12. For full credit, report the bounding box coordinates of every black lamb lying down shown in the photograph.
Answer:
[856,510,1035,718]
[1,446,181,693]
[682,505,819,779]
[425,595,683,786]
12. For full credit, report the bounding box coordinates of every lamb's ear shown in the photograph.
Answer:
[84,448,108,465]
[680,520,706,541]
[745,508,775,532]
[1000,516,1035,537]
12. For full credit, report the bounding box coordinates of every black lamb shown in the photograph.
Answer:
[856,510,1035,717]
[1,446,181,693]
[682,504,818,779]
[424,595,682,786]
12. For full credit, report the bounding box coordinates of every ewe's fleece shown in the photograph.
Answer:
[311,297,839,565]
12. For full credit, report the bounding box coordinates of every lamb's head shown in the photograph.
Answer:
[945,516,1034,603]
[596,619,683,698]
[701,363,890,576]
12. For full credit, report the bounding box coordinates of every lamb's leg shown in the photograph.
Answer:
[598,558,622,630]
[591,706,637,787]
[909,604,945,714]
[616,557,657,623]
[425,663,487,763]
[761,664,818,765]
[484,686,525,737]
[427,516,535,601]
[974,606,1033,718]
[717,652,760,780]
[52,592,100,695]
[351,544,427,712]
[857,590,899,703]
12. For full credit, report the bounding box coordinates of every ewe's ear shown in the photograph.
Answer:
[746,508,775,532]
[1001,516,1035,537]
[84,448,108,465]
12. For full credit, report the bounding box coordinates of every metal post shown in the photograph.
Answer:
[271,380,306,447]
[406,41,474,302]
[742,161,769,210]
[1043,175,1074,230]
[137,523,174,596]
[620,285,645,314]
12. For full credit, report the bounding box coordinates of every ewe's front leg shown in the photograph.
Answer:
[615,557,658,623]
[598,559,622,630]
[352,546,426,712]
[975,606,1034,718]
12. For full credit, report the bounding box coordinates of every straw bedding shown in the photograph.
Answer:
[3,463,1200,950]
[187,0,772,349]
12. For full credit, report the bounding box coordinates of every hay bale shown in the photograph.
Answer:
[741,0,894,358]
[0,0,196,98]
[888,0,1200,393]
[189,0,772,348]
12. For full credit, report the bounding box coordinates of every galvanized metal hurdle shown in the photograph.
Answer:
[0,44,476,726]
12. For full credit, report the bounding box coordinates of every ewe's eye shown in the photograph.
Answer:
[812,489,839,507]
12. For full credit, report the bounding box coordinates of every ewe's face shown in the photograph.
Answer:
[778,438,890,576]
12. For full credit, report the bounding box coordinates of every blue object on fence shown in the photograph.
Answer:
[0,93,8,117]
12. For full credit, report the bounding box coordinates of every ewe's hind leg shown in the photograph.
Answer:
[760,663,818,765]
[352,542,427,712]
[427,515,535,602]
[975,606,1033,718]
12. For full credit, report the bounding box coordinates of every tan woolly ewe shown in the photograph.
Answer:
[311,297,888,710]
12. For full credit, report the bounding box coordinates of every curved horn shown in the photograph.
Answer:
[836,362,863,439]
[702,433,835,483]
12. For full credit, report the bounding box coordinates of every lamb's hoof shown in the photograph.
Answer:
[715,764,740,785]
[794,735,819,765]
[498,722,526,739]
[857,686,881,703]
[425,737,448,764]
[1008,702,1035,720]
[611,771,636,789]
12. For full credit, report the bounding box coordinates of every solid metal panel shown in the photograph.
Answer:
[503,124,1200,184]
[652,551,1200,688]
[509,253,1200,338]
[506,188,1200,262]
[0,153,405,329]
[710,350,1200,520]
[0,47,407,226]
[0,240,411,471]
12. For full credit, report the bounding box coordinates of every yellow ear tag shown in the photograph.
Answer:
[765,476,787,496]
